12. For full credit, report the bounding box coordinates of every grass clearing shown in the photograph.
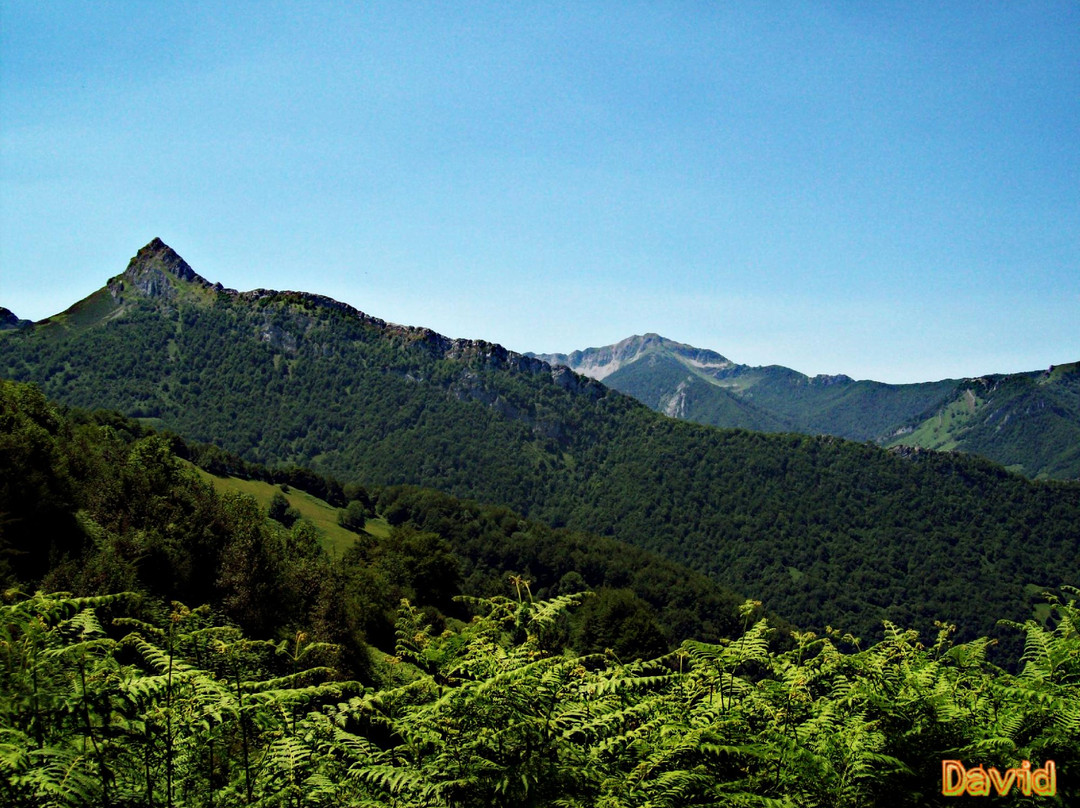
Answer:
[1024,583,1055,624]
[364,517,391,539]
[190,465,360,558]
[888,392,983,451]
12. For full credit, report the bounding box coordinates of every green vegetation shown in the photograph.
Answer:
[3,245,1079,658]
[189,468,358,558]
[890,390,984,451]
[887,368,1080,479]
[711,371,961,443]
[4,313,1075,803]
[0,379,753,665]
[1,587,1077,807]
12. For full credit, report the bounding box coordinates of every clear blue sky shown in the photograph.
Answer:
[2,2,1077,383]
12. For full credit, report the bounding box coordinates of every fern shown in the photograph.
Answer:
[2,588,1078,806]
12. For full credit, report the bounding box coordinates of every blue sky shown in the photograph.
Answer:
[2,2,1077,383]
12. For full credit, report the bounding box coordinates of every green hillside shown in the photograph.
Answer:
[3,239,1079,653]
[189,467,361,557]
[886,365,1080,479]
[739,371,959,439]
[0,378,754,657]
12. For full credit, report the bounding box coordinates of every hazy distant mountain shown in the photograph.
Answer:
[532,334,785,431]
[533,334,1080,479]
[3,239,1079,650]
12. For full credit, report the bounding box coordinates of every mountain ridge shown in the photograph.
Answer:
[0,307,31,330]
[533,333,1080,478]
[3,239,1079,652]
[46,238,598,394]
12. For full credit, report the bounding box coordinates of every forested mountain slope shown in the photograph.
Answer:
[3,239,1079,651]
[885,364,1080,478]
[535,333,1080,478]
[0,379,755,663]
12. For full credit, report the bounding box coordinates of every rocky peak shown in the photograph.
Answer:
[809,373,854,387]
[120,238,211,300]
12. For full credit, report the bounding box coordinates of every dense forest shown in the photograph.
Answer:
[0,379,763,667]
[2,377,1078,804]
[2,240,1078,654]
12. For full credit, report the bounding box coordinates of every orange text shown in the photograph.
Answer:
[942,760,1056,797]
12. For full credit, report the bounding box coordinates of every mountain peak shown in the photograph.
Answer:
[532,334,735,381]
[121,238,211,299]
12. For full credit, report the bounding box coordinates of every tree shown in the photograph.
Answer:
[337,499,369,533]
[267,491,299,528]
[378,526,461,607]
[218,493,287,637]
[572,588,669,661]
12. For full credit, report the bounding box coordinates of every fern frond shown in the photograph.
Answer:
[350,763,444,802]
[24,745,100,806]
[241,667,335,692]
[0,729,31,775]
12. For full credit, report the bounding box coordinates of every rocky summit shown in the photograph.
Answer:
[0,307,31,330]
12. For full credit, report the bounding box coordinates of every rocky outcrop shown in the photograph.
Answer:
[119,238,212,300]
[661,379,690,418]
[106,239,610,415]
[809,373,854,386]
[888,444,933,461]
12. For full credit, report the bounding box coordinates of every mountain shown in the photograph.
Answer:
[532,334,1080,479]
[3,239,1079,652]
[884,365,1080,478]
[532,334,784,431]
[531,334,959,439]
[0,307,31,331]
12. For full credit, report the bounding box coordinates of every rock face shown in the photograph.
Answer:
[114,240,578,387]
[118,237,211,300]
[662,379,690,418]
[533,333,735,382]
